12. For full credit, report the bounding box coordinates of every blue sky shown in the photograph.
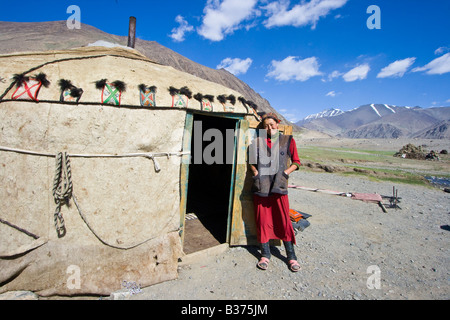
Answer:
[1,0,449,122]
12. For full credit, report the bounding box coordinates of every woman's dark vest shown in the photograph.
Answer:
[251,134,292,197]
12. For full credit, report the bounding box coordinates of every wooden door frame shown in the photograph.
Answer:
[179,111,245,247]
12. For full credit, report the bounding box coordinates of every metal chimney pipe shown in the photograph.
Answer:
[127,16,136,48]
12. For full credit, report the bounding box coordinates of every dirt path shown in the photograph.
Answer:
[130,170,449,300]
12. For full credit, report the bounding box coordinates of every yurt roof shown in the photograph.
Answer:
[0,46,256,115]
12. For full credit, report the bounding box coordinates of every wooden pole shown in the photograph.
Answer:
[127,16,136,48]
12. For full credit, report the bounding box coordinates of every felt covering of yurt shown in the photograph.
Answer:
[0,46,256,296]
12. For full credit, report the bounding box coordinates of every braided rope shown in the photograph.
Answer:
[52,152,72,238]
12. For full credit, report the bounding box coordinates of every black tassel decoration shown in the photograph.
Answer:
[70,88,83,98]
[34,73,50,88]
[168,86,179,96]
[179,86,192,99]
[227,94,236,105]
[58,79,83,101]
[112,80,126,92]
[12,74,29,87]
[217,95,226,104]
[138,83,147,92]
[194,93,203,102]
[58,79,74,91]
[139,84,157,92]
[95,79,108,90]
[247,100,258,110]
[203,94,215,102]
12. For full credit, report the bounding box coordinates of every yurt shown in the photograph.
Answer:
[0,45,292,296]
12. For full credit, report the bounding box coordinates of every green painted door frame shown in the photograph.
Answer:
[179,111,247,247]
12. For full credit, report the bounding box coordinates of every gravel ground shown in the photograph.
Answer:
[131,170,449,301]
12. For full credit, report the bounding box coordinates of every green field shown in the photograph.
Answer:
[297,145,450,188]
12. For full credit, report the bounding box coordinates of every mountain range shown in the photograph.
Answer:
[296,104,450,139]
[0,20,287,123]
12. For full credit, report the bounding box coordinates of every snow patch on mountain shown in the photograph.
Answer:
[303,108,344,121]
[384,104,396,113]
[370,104,382,117]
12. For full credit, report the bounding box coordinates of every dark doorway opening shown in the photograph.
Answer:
[184,114,238,254]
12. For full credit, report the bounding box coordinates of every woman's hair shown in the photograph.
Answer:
[261,112,281,124]
[257,112,281,129]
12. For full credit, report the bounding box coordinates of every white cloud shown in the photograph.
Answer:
[342,63,370,82]
[217,57,253,75]
[326,91,336,97]
[266,56,322,81]
[277,109,299,123]
[377,57,416,78]
[169,15,194,42]
[322,70,342,82]
[412,53,450,75]
[434,46,450,55]
[284,113,299,123]
[263,0,348,29]
[198,0,259,41]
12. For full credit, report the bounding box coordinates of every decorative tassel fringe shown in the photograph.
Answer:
[95,79,108,90]
[34,72,50,88]
[179,86,192,99]
[95,79,126,92]
[138,83,147,92]
[194,93,203,102]
[168,86,179,96]
[58,79,74,91]
[246,100,258,110]
[227,94,236,105]
[139,84,157,92]
[217,95,226,104]
[111,80,126,92]
[69,88,83,98]
[12,74,30,87]
[169,86,192,99]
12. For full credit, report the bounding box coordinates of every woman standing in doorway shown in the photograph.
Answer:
[249,113,301,272]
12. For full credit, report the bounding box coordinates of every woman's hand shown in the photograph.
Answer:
[284,164,298,176]
[250,165,258,177]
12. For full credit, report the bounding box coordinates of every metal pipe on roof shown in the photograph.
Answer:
[127,16,136,48]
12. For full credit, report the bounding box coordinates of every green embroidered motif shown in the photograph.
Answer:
[172,93,187,108]
[103,83,120,105]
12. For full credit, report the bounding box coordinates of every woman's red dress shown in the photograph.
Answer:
[253,137,300,244]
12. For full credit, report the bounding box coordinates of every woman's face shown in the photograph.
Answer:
[263,118,279,136]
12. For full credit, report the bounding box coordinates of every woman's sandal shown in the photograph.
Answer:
[257,257,270,270]
[288,260,301,272]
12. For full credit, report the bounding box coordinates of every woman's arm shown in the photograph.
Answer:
[284,138,301,175]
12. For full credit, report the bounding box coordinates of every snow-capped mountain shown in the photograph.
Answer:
[296,104,450,139]
[296,108,344,126]
[303,108,344,121]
